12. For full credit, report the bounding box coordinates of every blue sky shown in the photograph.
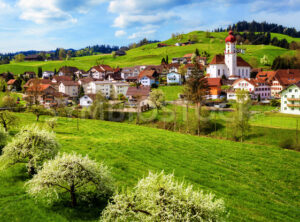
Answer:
[0,0,300,53]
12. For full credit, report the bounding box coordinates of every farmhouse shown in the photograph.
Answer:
[24,54,44,61]
[206,31,251,80]
[280,81,300,115]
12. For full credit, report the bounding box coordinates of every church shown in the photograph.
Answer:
[206,31,252,80]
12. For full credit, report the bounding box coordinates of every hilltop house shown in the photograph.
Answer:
[280,81,300,115]
[206,31,251,80]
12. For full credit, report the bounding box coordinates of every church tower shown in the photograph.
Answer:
[224,31,237,79]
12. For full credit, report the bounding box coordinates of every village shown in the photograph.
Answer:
[2,31,300,115]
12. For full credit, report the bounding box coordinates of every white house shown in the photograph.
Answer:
[281,82,300,115]
[138,69,158,86]
[89,65,114,80]
[167,73,182,85]
[113,82,130,96]
[58,81,79,97]
[42,71,54,79]
[80,95,94,108]
[206,31,251,80]
[139,76,156,86]
[85,81,129,99]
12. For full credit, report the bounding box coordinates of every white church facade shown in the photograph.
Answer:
[206,31,252,80]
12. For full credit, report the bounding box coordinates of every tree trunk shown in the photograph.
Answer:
[197,103,201,136]
[28,166,36,176]
[70,185,77,207]
[3,121,7,132]
[186,102,189,133]
[36,115,40,122]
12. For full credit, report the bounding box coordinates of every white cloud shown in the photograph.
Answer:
[16,0,108,24]
[115,30,126,37]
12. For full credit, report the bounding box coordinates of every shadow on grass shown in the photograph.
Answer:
[50,198,108,221]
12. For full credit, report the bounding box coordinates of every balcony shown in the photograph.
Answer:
[287,104,300,108]
[287,98,300,101]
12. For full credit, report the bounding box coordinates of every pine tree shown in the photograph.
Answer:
[38,67,42,78]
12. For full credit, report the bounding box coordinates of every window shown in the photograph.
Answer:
[296,89,298,92]
[289,89,292,92]
[284,107,287,110]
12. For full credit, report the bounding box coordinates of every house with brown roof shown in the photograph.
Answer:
[228,78,271,100]
[24,55,44,61]
[25,83,68,107]
[126,86,151,108]
[89,65,114,80]
[58,81,79,98]
[256,69,300,98]
[7,79,17,91]
[206,78,222,99]
[58,66,79,77]
[138,70,159,86]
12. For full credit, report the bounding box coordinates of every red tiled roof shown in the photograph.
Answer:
[60,81,79,86]
[91,65,114,73]
[79,77,94,84]
[233,78,257,87]
[126,86,150,97]
[209,54,251,67]
[24,79,52,88]
[7,79,16,85]
[206,78,221,87]
[27,84,53,92]
[256,71,276,81]
[138,70,156,79]
[184,53,193,58]
[52,76,72,82]
[274,69,300,86]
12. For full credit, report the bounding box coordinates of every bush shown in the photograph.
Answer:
[46,118,58,130]
[270,99,280,107]
[279,138,300,151]
[101,171,226,221]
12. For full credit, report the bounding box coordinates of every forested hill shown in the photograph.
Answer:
[215,21,300,38]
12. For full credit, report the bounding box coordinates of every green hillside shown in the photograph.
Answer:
[0,113,299,222]
[1,31,299,74]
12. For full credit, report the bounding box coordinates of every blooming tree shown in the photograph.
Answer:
[26,153,114,207]
[1,126,59,175]
[101,172,226,221]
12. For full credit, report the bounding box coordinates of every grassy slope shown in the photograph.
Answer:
[1,31,299,74]
[0,113,299,222]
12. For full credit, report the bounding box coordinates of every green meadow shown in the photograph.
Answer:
[0,112,299,222]
[1,31,299,74]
